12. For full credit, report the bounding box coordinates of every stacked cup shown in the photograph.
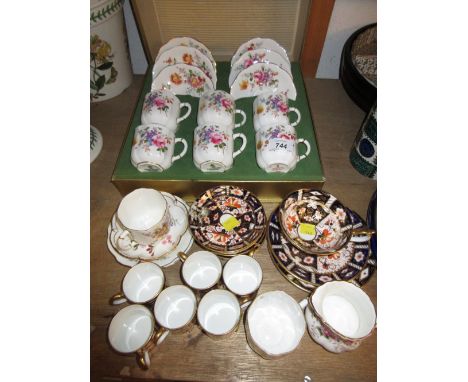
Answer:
[253,90,311,173]
[131,89,191,172]
[193,90,247,172]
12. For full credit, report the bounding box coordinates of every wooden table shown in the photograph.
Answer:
[91,76,377,382]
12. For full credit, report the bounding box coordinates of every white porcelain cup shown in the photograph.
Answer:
[108,304,164,370]
[197,289,241,339]
[253,91,301,132]
[300,281,376,353]
[153,285,197,335]
[198,90,246,128]
[115,188,172,246]
[223,255,262,309]
[131,124,188,172]
[179,251,223,294]
[255,124,311,173]
[109,262,165,305]
[193,124,247,172]
[141,89,192,132]
[245,291,305,359]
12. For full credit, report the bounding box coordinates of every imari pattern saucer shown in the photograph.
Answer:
[279,189,354,255]
[189,185,266,256]
[268,207,374,287]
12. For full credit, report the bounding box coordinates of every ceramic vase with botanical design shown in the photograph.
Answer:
[253,91,301,132]
[140,90,191,132]
[300,281,376,353]
[90,0,132,102]
[198,90,246,128]
[255,124,310,173]
[131,124,188,172]
[193,124,247,172]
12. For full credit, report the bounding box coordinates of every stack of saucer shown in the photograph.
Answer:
[189,185,267,257]
[267,189,376,291]
[151,37,216,98]
[107,188,193,268]
[229,38,297,100]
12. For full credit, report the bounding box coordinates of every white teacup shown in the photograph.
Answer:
[153,285,198,334]
[131,124,188,172]
[197,289,241,339]
[110,262,165,305]
[179,251,223,295]
[198,90,246,128]
[223,255,262,308]
[253,91,301,132]
[300,281,376,353]
[116,188,172,246]
[245,291,305,359]
[193,124,247,172]
[108,304,164,370]
[141,89,192,132]
[255,124,311,173]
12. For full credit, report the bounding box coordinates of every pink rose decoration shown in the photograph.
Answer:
[254,71,267,84]
[278,101,288,113]
[152,136,166,148]
[154,98,165,108]
[221,98,232,109]
[210,132,223,144]
[243,59,253,68]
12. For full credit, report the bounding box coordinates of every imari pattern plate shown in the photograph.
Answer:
[189,185,266,256]
[268,207,373,287]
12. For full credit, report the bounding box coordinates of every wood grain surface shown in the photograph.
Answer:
[91,76,377,382]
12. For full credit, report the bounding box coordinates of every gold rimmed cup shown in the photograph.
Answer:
[197,289,241,340]
[108,304,167,370]
[109,262,165,305]
[178,251,223,299]
[223,255,263,309]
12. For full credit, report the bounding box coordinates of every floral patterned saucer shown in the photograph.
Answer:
[279,189,354,255]
[231,38,290,67]
[151,63,214,98]
[189,185,266,256]
[230,63,297,100]
[108,193,188,260]
[107,193,193,268]
[152,46,217,88]
[229,48,292,87]
[268,207,372,287]
[156,37,216,74]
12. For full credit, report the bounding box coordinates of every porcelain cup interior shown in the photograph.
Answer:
[223,255,262,296]
[123,262,165,303]
[197,289,241,335]
[141,89,189,131]
[311,281,376,339]
[154,285,197,330]
[108,304,154,353]
[116,188,171,245]
[182,251,222,290]
[247,291,305,356]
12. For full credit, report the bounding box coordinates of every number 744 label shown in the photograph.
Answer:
[266,138,294,153]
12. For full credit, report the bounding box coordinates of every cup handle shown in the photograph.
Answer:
[113,229,135,250]
[234,109,247,128]
[136,349,151,370]
[350,228,376,243]
[177,102,192,123]
[299,298,308,311]
[232,133,247,158]
[177,251,188,262]
[289,107,301,127]
[297,138,311,162]
[109,292,127,305]
[172,138,188,163]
